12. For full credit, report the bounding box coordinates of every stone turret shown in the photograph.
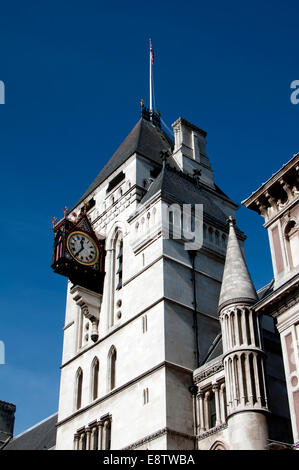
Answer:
[219,217,269,450]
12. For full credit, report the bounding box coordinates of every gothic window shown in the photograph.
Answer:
[109,230,123,327]
[91,357,99,401]
[116,238,123,290]
[285,221,299,268]
[108,346,117,391]
[75,368,83,410]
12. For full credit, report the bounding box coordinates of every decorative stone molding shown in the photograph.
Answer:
[122,427,194,450]
[71,285,102,342]
[194,358,224,384]
[197,423,228,441]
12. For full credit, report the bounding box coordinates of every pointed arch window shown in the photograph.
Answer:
[108,346,117,391]
[75,368,83,410]
[109,230,123,328]
[91,357,99,401]
[116,238,123,290]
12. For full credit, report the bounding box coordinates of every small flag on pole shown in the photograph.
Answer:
[150,40,154,65]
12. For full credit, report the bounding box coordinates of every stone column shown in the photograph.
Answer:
[204,391,211,430]
[212,383,221,427]
[198,390,205,433]
[86,427,91,450]
[253,353,262,407]
[220,383,226,424]
[79,432,85,450]
[73,433,80,450]
[97,421,103,450]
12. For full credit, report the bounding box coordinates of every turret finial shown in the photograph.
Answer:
[227,215,236,226]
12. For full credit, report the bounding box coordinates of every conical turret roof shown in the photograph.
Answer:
[218,217,258,312]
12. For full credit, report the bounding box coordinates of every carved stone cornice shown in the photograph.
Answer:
[122,427,194,450]
[194,357,224,384]
[197,423,228,441]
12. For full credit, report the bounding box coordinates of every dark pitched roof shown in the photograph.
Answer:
[4,413,57,450]
[257,280,274,301]
[76,118,173,207]
[140,164,229,224]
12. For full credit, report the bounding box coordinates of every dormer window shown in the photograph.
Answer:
[107,171,125,193]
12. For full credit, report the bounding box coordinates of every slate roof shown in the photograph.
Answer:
[257,280,274,301]
[140,164,230,225]
[4,413,57,450]
[75,118,173,207]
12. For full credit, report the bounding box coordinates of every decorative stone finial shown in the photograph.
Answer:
[227,215,236,226]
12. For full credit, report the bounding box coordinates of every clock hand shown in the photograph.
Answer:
[75,246,84,256]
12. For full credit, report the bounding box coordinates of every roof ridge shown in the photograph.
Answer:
[11,412,58,440]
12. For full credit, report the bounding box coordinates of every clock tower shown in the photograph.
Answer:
[53,108,241,450]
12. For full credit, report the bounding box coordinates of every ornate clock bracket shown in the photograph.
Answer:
[71,285,103,343]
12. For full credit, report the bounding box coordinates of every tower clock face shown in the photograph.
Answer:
[67,231,99,266]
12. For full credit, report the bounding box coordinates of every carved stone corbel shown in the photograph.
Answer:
[71,285,103,343]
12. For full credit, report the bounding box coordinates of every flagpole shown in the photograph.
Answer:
[149,38,153,112]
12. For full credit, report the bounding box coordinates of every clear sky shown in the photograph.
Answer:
[0,0,298,435]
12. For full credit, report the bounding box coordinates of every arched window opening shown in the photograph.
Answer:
[75,368,83,410]
[108,346,117,391]
[245,311,251,345]
[210,441,226,450]
[91,357,99,401]
[241,354,248,404]
[109,230,124,328]
[233,356,240,404]
[237,310,243,345]
[231,313,236,347]
[285,221,299,268]
[208,392,217,429]
[115,237,123,290]
[249,353,257,404]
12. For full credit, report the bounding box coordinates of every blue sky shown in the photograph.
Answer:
[0,0,298,435]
